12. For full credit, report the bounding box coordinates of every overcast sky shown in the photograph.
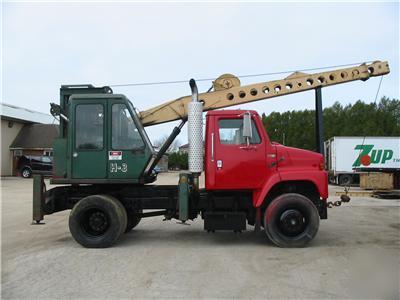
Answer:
[2,2,399,145]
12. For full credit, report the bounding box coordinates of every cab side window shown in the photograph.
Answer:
[218,118,261,145]
[112,104,144,150]
[75,104,104,150]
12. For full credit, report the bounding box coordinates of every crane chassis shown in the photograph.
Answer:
[32,61,389,248]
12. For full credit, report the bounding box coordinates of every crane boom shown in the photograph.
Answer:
[139,61,389,126]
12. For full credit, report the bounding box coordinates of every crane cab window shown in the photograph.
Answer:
[112,104,144,150]
[75,104,104,150]
[218,118,261,145]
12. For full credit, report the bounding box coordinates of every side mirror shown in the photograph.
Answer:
[243,112,252,145]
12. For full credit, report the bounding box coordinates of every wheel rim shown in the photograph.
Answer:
[81,209,110,237]
[278,209,307,237]
[22,170,30,177]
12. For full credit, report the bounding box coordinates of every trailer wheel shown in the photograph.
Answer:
[125,209,142,233]
[69,195,127,248]
[339,174,352,186]
[264,193,319,248]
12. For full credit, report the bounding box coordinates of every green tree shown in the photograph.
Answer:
[168,152,188,170]
[261,97,399,151]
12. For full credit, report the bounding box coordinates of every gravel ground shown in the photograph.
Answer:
[1,174,399,299]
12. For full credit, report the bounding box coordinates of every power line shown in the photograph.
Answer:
[109,61,374,88]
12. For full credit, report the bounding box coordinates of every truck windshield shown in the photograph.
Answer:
[112,103,145,150]
[127,101,154,152]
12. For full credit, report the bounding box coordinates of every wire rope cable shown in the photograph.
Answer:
[109,61,374,88]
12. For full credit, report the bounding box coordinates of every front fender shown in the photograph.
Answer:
[252,170,328,207]
[252,173,281,207]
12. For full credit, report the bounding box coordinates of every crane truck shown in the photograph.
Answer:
[32,61,390,248]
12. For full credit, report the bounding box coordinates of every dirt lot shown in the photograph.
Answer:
[1,173,399,299]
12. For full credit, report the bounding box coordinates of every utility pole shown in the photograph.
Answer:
[315,87,324,155]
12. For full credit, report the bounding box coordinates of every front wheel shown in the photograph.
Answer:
[69,195,127,248]
[264,193,320,247]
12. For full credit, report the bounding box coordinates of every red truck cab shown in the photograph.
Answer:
[206,110,327,200]
[205,110,328,242]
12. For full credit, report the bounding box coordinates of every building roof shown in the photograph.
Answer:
[1,102,55,124]
[10,124,59,149]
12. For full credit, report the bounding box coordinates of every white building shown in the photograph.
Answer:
[1,103,55,176]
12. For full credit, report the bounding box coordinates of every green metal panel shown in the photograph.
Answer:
[107,147,152,180]
[178,172,190,221]
[53,138,67,178]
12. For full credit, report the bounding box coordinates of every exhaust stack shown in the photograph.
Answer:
[188,79,204,176]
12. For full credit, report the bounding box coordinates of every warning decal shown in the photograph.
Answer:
[109,151,122,160]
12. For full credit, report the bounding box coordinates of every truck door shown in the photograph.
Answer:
[211,115,268,190]
[71,101,107,179]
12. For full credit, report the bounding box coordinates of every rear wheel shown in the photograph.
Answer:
[69,195,127,248]
[339,174,352,186]
[21,167,32,178]
[264,193,320,247]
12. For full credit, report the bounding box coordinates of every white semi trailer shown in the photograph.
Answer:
[324,136,400,186]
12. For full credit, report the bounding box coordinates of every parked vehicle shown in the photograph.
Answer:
[18,155,53,178]
[324,136,400,185]
[153,166,162,174]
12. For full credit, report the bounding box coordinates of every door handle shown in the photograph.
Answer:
[211,133,215,162]
[239,146,257,151]
[73,152,78,158]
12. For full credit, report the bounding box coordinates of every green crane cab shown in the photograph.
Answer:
[51,85,155,184]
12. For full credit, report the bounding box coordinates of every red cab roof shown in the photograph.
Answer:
[206,109,258,116]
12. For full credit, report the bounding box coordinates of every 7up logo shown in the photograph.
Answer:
[352,144,394,167]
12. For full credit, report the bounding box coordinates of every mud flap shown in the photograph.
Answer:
[32,174,45,224]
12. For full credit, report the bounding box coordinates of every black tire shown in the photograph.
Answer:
[339,174,352,186]
[69,195,127,248]
[125,209,142,233]
[264,193,320,248]
[21,167,32,178]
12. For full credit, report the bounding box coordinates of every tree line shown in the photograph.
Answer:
[261,97,399,151]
